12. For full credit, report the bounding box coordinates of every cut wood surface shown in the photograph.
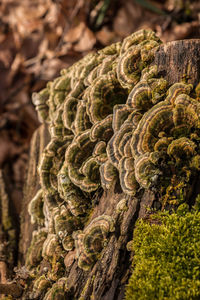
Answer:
[153,39,200,86]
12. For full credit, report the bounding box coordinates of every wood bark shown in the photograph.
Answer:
[18,39,200,300]
[19,124,50,265]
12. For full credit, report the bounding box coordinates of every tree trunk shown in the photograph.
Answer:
[17,39,200,300]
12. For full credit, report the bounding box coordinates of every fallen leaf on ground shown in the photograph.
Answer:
[74,23,96,52]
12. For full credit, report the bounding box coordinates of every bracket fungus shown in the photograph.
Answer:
[74,215,115,271]
[26,28,200,298]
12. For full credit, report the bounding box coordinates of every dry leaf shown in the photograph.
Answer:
[96,27,117,46]
[64,22,85,43]
[74,24,96,52]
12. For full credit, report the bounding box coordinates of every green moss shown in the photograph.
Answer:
[125,205,200,300]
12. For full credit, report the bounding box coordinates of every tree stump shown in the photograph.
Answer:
[18,38,200,300]
[154,39,200,86]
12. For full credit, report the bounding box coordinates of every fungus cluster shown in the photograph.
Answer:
[27,29,200,298]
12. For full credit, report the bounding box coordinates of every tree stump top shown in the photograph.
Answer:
[153,39,200,86]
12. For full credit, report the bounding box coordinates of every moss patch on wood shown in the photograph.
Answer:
[125,203,200,300]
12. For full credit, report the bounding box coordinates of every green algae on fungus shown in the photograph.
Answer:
[117,38,161,90]
[43,277,67,300]
[120,29,161,55]
[32,274,52,298]
[28,189,45,225]
[131,83,200,190]
[100,160,118,190]
[25,229,48,267]
[125,206,200,300]
[74,215,115,271]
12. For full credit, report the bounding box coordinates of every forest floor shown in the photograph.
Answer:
[0,0,200,258]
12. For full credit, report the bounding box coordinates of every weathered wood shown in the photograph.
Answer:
[153,39,200,86]
[19,124,50,265]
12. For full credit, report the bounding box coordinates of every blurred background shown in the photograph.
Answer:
[0,0,199,223]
